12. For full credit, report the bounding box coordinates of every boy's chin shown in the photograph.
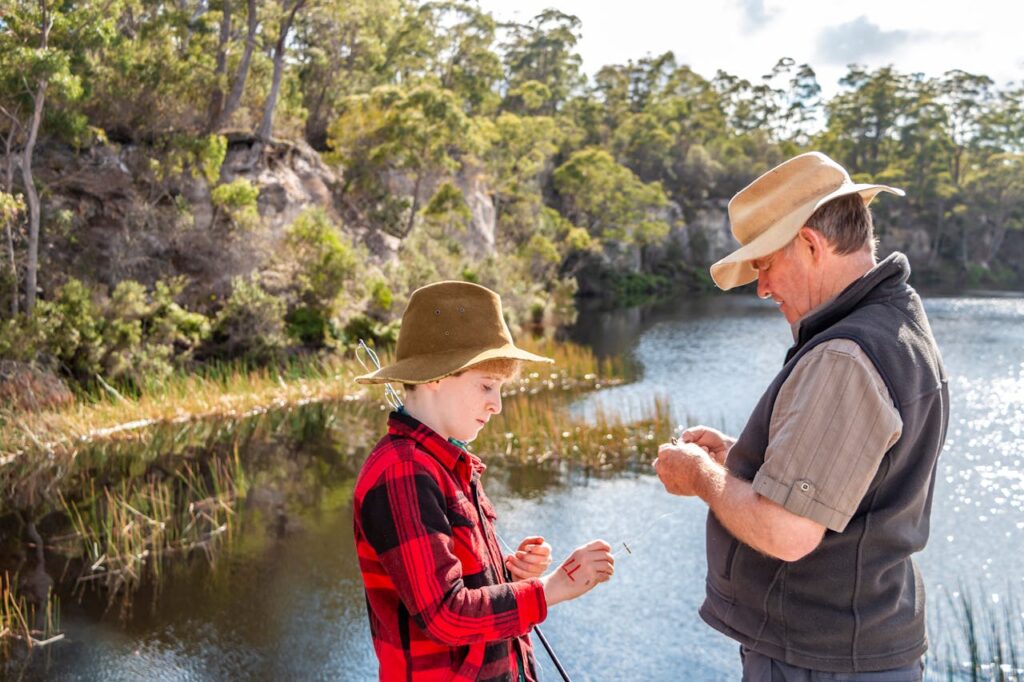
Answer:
[455,429,481,444]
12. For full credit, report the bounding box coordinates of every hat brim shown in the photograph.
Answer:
[355,344,554,385]
[710,184,905,290]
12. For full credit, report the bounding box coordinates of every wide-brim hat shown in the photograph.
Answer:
[354,281,553,385]
[710,152,905,290]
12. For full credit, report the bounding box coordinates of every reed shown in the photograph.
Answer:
[475,390,674,469]
[1,339,620,511]
[0,573,62,656]
[62,451,246,611]
[930,584,1023,681]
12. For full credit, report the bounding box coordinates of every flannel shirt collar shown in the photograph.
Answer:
[386,410,486,482]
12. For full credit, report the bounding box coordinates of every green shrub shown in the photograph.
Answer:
[37,278,106,381]
[211,178,260,231]
[209,277,287,362]
[286,306,332,348]
[368,277,393,312]
[287,208,362,317]
[343,313,399,350]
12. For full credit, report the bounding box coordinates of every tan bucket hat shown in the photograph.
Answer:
[710,151,905,290]
[354,281,553,385]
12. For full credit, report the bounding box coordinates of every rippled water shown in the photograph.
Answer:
[9,295,1023,681]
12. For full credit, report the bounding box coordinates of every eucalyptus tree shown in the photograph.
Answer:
[207,0,259,132]
[0,0,115,315]
[552,147,670,246]
[501,9,585,115]
[254,0,308,152]
[327,83,475,238]
[294,0,402,148]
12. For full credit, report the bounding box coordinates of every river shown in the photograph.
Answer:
[8,294,1023,681]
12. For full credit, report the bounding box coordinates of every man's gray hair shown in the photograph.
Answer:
[805,194,875,255]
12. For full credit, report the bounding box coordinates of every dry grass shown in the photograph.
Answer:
[0,337,622,463]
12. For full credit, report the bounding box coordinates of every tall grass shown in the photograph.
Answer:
[0,573,62,655]
[476,390,674,469]
[930,585,1024,681]
[62,447,248,616]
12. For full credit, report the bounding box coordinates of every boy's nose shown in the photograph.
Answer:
[489,393,502,415]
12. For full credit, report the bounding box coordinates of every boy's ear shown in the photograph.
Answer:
[420,380,442,393]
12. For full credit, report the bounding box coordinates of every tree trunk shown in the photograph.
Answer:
[206,0,232,132]
[2,116,20,316]
[22,78,46,316]
[404,171,424,238]
[214,0,257,131]
[23,1,50,316]
[255,0,306,145]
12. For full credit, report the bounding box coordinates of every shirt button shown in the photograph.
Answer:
[800,482,811,492]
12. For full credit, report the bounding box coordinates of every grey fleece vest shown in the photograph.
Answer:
[699,253,949,672]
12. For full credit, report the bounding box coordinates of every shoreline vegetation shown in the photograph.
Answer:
[0,336,625,461]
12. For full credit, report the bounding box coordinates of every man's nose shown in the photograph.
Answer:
[757,273,771,300]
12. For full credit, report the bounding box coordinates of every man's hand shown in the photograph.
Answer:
[505,536,552,581]
[680,425,735,465]
[654,440,714,497]
[540,540,615,607]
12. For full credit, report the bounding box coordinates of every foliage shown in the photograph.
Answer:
[284,207,362,342]
[210,178,260,231]
[0,277,210,388]
[209,276,287,363]
[553,147,670,245]
[0,0,1022,390]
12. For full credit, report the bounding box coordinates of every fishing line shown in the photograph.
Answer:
[611,509,686,556]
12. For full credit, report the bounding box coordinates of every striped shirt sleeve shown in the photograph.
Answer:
[751,339,903,532]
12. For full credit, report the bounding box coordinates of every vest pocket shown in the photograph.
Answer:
[706,515,739,597]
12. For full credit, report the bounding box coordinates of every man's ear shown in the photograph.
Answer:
[798,227,829,262]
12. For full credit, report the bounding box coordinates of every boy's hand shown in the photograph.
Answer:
[540,540,615,607]
[506,536,552,581]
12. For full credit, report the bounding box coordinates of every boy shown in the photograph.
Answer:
[354,281,615,681]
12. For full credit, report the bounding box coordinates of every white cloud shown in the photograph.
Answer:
[476,0,1024,96]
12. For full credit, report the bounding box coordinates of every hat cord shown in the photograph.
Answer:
[356,340,404,410]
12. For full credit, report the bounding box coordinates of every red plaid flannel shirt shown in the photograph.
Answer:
[353,411,547,681]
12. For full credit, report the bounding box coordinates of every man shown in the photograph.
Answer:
[655,152,949,680]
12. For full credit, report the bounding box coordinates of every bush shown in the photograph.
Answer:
[343,313,399,350]
[36,278,105,382]
[286,306,333,348]
[211,178,260,231]
[101,279,211,386]
[288,205,364,315]
[0,278,213,390]
[209,277,287,362]
[369,278,393,312]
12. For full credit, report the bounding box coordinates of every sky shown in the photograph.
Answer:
[476,0,1024,98]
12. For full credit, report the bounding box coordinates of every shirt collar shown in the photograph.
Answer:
[386,410,485,481]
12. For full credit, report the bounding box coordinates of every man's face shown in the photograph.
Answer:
[751,241,816,324]
[431,368,506,443]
